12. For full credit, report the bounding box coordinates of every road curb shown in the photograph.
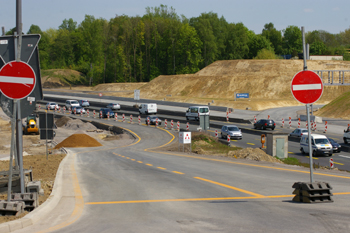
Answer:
[0,150,71,233]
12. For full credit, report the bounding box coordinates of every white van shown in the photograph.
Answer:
[139,103,157,114]
[300,134,333,156]
[185,106,210,121]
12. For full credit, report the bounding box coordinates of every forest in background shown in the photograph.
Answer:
[5,5,350,85]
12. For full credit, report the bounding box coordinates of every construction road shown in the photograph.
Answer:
[12,118,350,233]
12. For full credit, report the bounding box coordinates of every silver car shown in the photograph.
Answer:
[46,102,59,110]
[221,125,242,140]
[79,100,90,107]
[290,128,308,137]
[107,103,121,110]
[72,106,86,114]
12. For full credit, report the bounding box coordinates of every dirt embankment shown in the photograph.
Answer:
[42,60,350,114]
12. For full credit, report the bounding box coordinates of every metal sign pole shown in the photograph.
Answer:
[46,111,48,160]
[307,104,314,182]
[7,100,17,201]
[302,26,314,183]
[17,102,25,193]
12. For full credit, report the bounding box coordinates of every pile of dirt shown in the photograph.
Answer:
[228,148,283,163]
[54,133,102,149]
[59,118,97,131]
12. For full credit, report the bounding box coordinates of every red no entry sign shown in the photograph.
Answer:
[291,70,323,104]
[0,61,36,99]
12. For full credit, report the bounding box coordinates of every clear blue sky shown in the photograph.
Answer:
[1,0,349,35]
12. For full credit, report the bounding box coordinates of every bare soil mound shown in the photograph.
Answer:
[228,148,283,163]
[42,69,84,88]
[54,133,102,149]
[56,118,97,131]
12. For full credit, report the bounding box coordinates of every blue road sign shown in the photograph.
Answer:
[236,93,249,99]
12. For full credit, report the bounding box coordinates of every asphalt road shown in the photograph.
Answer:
[39,92,350,172]
[16,115,350,233]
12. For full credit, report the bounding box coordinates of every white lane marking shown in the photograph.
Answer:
[0,76,34,84]
[338,155,350,159]
[292,84,321,91]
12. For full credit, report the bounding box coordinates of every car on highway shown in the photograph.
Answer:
[221,125,242,140]
[327,137,341,153]
[300,134,333,156]
[289,128,308,137]
[99,108,115,118]
[107,103,121,110]
[79,100,90,107]
[65,100,80,109]
[46,102,59,110]
[72,106,86,114]
[254,119,276,130]
[145,116,162,125]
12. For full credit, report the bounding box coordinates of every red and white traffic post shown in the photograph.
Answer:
[100,111,102,118]
[58,106,61,113]
[130,115,133,124]
[215,130,218,138]
[298,118,300,128]
[324,121,328,133]
[54,105,57,112]
[282,118,284,128]
[164,119,167,129]
[171,120,174,130]
[115,113,118,121]
[74,108,76,115]
[38,104,41,110]
[156,118,158,127]
[226,112,229,122]
[291,67,324,183]
[69,107,72,114]
[107,112,110,120]
[47,105,50,111]
[122,114,125,122]
[186,122,189,131]
[147,118,150,126]
[138,116,141,124]
[93,110,95,118]
[63,106,66,114]
[289,117,292,128]
[177,121,180,131]
[80,109,83,117]
[329,158,334,169]
[254,116,256,124]
[227,135,231,143]
[268,115,270,119]
[87,109,89,117]
[311,120,314,130]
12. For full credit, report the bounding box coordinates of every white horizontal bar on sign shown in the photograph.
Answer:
[292,84,321,91]
[0,76,34,84]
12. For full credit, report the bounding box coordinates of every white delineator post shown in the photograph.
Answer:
[227,135,230,143]
[87,109,89,117]
[164,119,167,129]
[122,114,125,122]
[298,118,300,128]
[138,116,141,125]
[215,130,218,138]
[177,121,180,131]
[115,112,118,121]
[107,112,110,120]
[130,115,133,124]
[282,118,284,128]
[289,117,292,128]
[171,120,174,130]
[186,122,189,131]
[324,121,328,133]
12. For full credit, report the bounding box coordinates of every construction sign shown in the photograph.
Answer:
[179,132,191,144]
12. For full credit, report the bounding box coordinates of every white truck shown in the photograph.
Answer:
[139,103,157,114]
[343,126,350,144]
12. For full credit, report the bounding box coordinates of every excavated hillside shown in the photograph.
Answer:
[42,60,350,111]
[135,60,350,110]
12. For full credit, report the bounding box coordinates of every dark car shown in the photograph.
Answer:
[145,116,162,125]
[254,119,276,130]
[327,137,341,153]
[99,108,115,118]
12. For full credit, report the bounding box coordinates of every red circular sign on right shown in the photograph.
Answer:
[291,70,323,104]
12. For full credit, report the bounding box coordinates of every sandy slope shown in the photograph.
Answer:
[42,60,350,111]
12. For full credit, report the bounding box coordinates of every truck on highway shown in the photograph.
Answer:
[139,103,157,114]
[343,126,350,144]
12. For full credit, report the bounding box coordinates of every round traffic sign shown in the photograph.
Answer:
[0,61,36,99]
[99,93,103,97]
[291,70,323,104]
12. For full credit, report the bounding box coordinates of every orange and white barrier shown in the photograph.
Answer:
[164,119,167,128]
[282,118,284,128]
[115,112,118,121]
[227,135,230,142]
[215,130,218,137]
[289,117,292,128]
[122,114,125,122]
[254,116,257,123]
[87,109,89,117]
[177,121,180,131]
[138,116,141,124]
[298,118,300,128]
[324,121,328,133]
[186,122,189,131]
[130,115,133,123]
[171,120,174,130]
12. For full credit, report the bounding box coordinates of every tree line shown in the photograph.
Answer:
[5,5,350,85]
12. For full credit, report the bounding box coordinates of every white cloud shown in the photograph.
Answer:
[304,9,314,13]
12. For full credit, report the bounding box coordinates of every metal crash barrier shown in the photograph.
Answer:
[292,182,333,203]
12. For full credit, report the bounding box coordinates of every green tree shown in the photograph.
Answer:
[254,48,278,59]
[247,32,273,58]
[310,41,327,55]
[282,26,302,55]
[261,23,282,54]
[59,18,77,32]
[223,22,249,59]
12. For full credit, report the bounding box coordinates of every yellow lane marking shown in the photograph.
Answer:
[148,151,350,179]
[247,143,255,145]
[288,152,294,154]
[157,167,166,170]
[137,161,143,163]
[194,177,265,198]
[306,156,318,159]
[146,164,153,166]
[131,159,135,161]
[144,128,175,151]
[38,154,84,233]
[85,192,350,205]
[126,157,130,159]
[173,171,184,174]
[334,162,344,165]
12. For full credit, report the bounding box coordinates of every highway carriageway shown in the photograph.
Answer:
[40,93,350,152]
